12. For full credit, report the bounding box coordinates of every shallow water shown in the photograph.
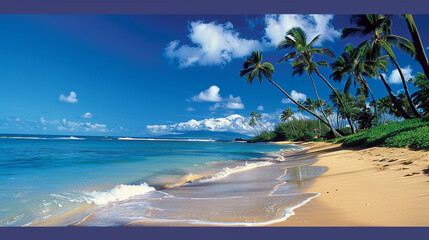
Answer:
[0,134,296,226]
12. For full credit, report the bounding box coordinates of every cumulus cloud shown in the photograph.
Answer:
[209,94,245,111]
[59,91,78,103]
[281,90,307,104]
[147,114,271,135]
[387,66,413,84]
[186,107,195,112]
[191,85,222,102]
[81,112,93,119]
[164,21,261,68]
[257,105,264,111]
[225,95,245,109]
[263,14,340,47]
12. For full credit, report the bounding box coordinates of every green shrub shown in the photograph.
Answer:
[337,118,429,150]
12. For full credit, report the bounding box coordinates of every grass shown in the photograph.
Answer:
[332,118,429,150]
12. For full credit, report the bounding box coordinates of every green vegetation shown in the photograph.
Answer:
[239,14,429,150]
[332,118,429,150]
[252,119,329,142]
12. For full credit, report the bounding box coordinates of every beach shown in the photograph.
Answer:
[122,141,429,227]
[2,136,428,226]
[271,141,429,226]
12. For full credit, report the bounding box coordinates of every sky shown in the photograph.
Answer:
[0,14,428,136]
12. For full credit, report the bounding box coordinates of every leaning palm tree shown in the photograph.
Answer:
[277,27,351,136]
[248,117,259,135]
[251,111,267,132]
[403,14,429,78]
[362,45,412,119]
[239,50,332,129]
[342,14,422,118]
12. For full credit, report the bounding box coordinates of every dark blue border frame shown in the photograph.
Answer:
[1,227,429,240]
[0,0,429,14]
[1,0,429,239]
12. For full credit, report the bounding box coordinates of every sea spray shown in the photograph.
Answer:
[83,183,155,205]
[198,161,275,183]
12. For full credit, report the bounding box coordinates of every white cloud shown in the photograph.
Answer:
[81,112,93,119]
[281,90,307,104]
[191,85,222,102]
[225,95,244,109]
[164,21,261,68]
[387,66,413,84]
[147,114,254,135]
[146,112,286,136]
[209,94,245,111]
[59,91,78,103]
[263,14,340,47]
[396,89,405,95]
[257,105,264,111]
[186,107,195,112]
[55,119,107,133]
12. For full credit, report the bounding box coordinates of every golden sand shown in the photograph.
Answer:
[270,141,429,226]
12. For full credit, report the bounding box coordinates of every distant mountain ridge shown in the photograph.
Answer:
[157,130,251,141]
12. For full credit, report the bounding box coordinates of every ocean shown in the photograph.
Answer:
[0,134,324,226]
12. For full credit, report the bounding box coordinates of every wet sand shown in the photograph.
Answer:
[271,141,429,226]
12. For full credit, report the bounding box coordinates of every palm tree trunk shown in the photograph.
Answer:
[244,121,257,136]
[386,53,423,118]
[288,120,298,138]
[378,72,412,119]
[314,69,356,134]
[308,74,342,137]
[403,14,429,79]
[359,74,378,122]
[266,78,333,129]
[255,119,268,132]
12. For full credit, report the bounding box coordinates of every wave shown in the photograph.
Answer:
[82,183,155,205]
[54,136,85,140]
[5,136,47,140]
[197,161,275,183]
[118,137,215,142]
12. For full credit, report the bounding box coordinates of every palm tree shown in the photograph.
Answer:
[249,117,259,135]
[250,111,267,132]
[324,104,336,126]
[403,14,429,78]
[239,117,257,136]
[280,107,298,137]
[277,27,352,135]
[239,50,331,128]
[342,14,422,118]
[330,44,378,120]
[409,73,429,116]
[362,45,412,119]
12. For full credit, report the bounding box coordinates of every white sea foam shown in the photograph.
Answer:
[7,136,47,140]
[118,137,216,142]
[54,136,85,140]
[82,183,155,205]
[198,161,274,183]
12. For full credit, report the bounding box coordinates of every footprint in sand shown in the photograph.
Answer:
[404,172,421,177]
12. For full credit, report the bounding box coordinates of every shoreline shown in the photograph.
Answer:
[270,141,429,226]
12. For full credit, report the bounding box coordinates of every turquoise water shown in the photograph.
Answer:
[0,135,290,226]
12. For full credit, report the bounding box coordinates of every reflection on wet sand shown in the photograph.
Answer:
[78,157,326,226]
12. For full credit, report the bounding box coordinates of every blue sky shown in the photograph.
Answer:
[0,14,428,136]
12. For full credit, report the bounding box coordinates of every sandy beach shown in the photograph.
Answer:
[271,141,429,226]
[123,142,429,227]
